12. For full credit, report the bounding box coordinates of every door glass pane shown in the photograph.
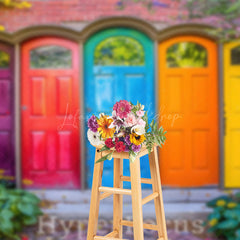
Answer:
[94,36,145,66]
[167,42,208,68]
[0,50,10,69]
[30,45,72,69]
[231,46,240,65]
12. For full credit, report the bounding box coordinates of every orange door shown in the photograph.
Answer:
[21,37,80,189]
[159,36,219,187]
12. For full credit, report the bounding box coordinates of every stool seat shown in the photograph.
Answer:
[87,145,168,240]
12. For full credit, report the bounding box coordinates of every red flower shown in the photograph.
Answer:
[22,236,28,240]
[105,138,114,148]
[115,141,125,152]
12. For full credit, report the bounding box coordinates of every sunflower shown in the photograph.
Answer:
[97,115,115,139]
[129,133,146,146]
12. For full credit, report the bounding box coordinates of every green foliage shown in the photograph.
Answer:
[143,112,167,154]
[94,36,145,66]
[30,46,72,69]
[96,151,113,163]
[0,50,10,68]
[0,179,15,189]
[206,191,240,240]
[117,0,240,40]
[0,185,43,240]
[167,42,207,68]
[179,0,240,40]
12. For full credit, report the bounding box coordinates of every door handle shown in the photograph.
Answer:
[21,105,28,111]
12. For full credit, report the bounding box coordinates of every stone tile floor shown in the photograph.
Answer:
[23,215,217,240]
[21,189,227,240]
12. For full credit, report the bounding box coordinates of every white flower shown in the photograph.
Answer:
[131,125,145,135]
[112,110,117,117]
[98,113,105,118]
[87,129,103,146]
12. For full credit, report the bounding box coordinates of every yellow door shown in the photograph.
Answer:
[224,41,240,187]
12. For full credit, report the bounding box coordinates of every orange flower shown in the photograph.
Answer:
[97,115,115,139]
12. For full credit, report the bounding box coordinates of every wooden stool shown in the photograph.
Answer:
[87,145,168,240]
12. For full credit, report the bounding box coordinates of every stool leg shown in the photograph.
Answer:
[113,158,123,238]
[130,157,144,240]
[149,147,168,240]
[87,150,104,240]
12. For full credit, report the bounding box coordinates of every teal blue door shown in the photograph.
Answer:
[84,28,154,188]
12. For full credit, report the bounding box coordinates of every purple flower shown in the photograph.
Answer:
[124,145,130,152]
[116,1,123,6]
[87,115,99,132]
[125,135,131,146]
[132,144,141,153]
[152,0,169,7]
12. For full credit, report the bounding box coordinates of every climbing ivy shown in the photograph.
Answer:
[117,0,240,41]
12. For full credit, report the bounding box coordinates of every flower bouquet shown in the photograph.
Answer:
[87,100,166,163]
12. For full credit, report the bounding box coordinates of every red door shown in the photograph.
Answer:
[21,37,80,189]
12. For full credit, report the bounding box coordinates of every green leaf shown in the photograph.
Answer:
[207,196,231,207]
[224,209,240,221]
[1,209,13,220]
[98,145,110,152]
[235,192,240,199]
[96,152,113,163]
[129,151,138,163]
[236,229,240,237]
[217,219,238,229]
[0,217,13,233]
[17,202,35,216]
[0,186,8,200]
[226,1,240,13]
[208,210,221,221]
[23,215,38,225]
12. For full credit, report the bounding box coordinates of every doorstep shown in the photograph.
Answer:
[29,188,228,219]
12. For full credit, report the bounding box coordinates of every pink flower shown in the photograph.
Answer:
[113,100,132,119]
[125,113,137,127]
[138,118,146,127]
[136,110,144,117]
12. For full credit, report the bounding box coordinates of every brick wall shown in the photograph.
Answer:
[0,0,186,32]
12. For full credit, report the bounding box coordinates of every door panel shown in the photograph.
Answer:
[159,36,219,187]
[84,28,154,188]
[0,43,15,184]
[224,42,240,187]
[21,37,80,189]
